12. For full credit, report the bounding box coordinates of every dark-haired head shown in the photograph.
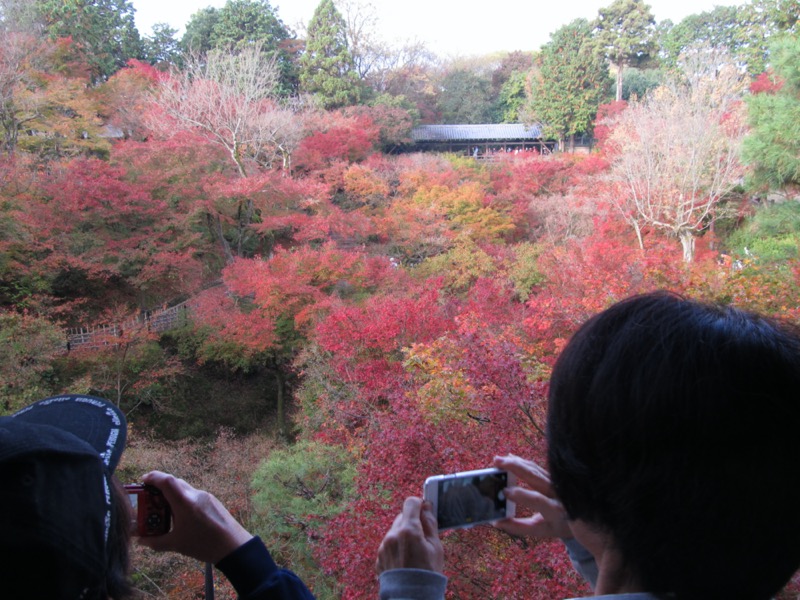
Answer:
[0,396,133,599]
[547,291,800,599]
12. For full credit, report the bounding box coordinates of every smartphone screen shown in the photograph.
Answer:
[424,468,514,531]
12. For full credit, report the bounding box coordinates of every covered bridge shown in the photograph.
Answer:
[407,123,556,158]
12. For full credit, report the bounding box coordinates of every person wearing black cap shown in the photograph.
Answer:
[0,394,133,599]
[0,394,316,599]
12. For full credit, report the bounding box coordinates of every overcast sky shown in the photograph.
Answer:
[132,0,742,57]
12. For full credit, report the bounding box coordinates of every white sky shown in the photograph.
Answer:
[132,0,742,58]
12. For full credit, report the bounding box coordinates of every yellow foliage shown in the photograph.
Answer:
[412,181,515,242]
[413,237,498,292]
[403,341,476,423]
[343,164,390,203]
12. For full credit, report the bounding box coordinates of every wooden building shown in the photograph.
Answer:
[407,123,557,157]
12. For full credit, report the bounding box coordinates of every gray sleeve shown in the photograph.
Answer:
[378,569,448,600]
[563,537,599,590]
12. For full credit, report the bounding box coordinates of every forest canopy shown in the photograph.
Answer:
[1,0,799,597]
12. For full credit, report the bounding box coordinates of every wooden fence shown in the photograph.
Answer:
[66,300,193,350]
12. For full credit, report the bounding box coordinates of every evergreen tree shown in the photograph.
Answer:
[593,0,656,101]
[659,7,741,70]
[36,0,144,81]
[735,0,798,76]
[436,69,493,124]
[181,0,297,95]
[489,51,533,122]
[659,1,798,77]
[619,67,663,101]
[742,34,800,192]
[210,0,289,49]
[181,6,219,55]
[526,19,612,149]
[300,0,361,109]
[495,70,527,123]
[144,22,181,67]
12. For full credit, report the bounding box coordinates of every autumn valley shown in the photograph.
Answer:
[1,0,799,597]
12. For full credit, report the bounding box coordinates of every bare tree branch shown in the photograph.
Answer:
[152,43,304,177]
[604,47,747,262]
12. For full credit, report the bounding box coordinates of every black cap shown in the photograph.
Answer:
[11,394,127,471]
[0,395,127,596]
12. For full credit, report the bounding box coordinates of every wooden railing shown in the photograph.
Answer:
[66,300,193,350]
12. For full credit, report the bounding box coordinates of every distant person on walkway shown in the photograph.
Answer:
[377,292,800,599]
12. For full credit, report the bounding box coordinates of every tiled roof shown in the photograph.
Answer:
[410,123,544,142]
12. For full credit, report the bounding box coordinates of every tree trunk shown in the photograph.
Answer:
[207,213,235,264]
[616,63,624,102]
[1,108,19,156]
[633,220,644,251]
[679,230,695,263]
[275,369,286,440]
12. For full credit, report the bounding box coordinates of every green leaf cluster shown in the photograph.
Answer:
[508,242,545,301]
[495,70,528,123]
[592,0,656,100]
[183,0,290,53]
[620,67,663,101]
[659,7,741,70]
[659,1,798,77]
[414,238,497,293]
[143,22,182,66]
[0,311,63,414]
[436,69,494,124]
[593,0,656,67]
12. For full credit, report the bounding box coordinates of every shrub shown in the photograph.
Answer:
[251,440,357,598]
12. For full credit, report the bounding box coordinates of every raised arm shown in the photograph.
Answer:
[138,471,316,600]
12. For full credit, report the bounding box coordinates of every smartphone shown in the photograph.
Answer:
[423,467,516,531]
[124,484,172,536]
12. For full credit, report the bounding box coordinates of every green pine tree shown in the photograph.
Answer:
[299,0,361,109]
[742,34,800,192]
[593,0,656,101]
[526,19,612,149]
[181,0,297,96]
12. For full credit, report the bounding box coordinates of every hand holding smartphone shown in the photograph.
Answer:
[423,467,515,531]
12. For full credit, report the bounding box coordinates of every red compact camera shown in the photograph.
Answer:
[124,484,172,536]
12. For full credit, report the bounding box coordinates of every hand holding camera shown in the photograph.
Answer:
[135,471,254,565]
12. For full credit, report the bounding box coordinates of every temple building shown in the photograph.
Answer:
[406,123,557,157]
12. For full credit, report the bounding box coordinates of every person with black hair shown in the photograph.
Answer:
[0,394,314,599]
[0,395,133,599]
[377,291,800,599]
